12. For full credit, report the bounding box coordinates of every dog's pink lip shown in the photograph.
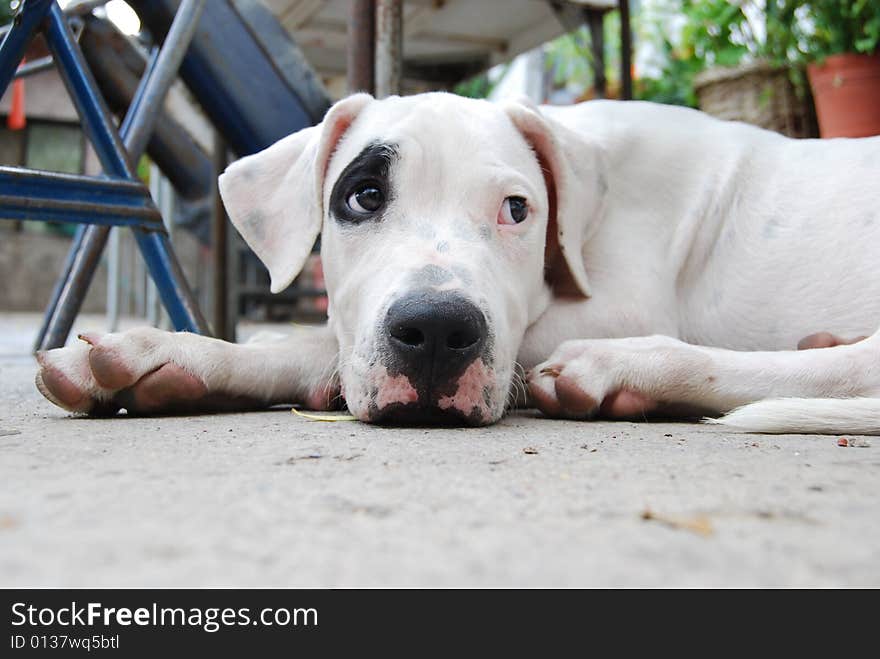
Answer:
[436,359,493,418]
[375,373,419,409]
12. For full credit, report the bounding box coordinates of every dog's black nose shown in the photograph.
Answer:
[384,292,487,382]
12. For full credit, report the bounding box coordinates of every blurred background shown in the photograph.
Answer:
[1,0,878,349]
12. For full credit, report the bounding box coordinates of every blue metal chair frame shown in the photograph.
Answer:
[0,0,208,346]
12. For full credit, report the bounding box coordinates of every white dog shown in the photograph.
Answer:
[35,93,880,433]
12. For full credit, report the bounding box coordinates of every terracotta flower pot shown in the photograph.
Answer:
[807,52,880,138]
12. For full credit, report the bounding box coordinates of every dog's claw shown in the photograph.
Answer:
[77,332,100,346]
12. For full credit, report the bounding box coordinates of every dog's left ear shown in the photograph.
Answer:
[502,101,607,298]
[219,93,373,293]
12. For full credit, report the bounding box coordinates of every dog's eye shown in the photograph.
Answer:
[498,196,528,225]
[347,186,384,214]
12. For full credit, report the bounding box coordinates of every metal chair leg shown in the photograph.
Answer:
[36,224,111,350]
[31,0,208,350]
[0,0,51,93]
[33,224,87,350]
[132,229,208,335]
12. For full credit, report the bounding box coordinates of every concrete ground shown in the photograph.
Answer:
[1,313,878,587]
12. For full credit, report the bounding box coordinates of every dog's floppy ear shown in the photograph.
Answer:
[219,93,373,293]
[502,101,607,299]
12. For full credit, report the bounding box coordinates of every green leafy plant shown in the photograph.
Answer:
[635,36,702,106]
[453,73,495,99]
[801,0,880,59]
[639,1,807,105]
[453,64,509,100]
[543,11,622,99]
[681,1,880,68]
[545,26,594,89]
[679,0,805,68]
[681,0,757,67]
[0,1,18,24]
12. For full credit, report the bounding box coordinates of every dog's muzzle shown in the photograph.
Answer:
[372,290,492,424]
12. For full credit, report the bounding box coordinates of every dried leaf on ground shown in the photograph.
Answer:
[641,508,714,537]
[292,408,357,422]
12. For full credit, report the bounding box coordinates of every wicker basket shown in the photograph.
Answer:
[694,61,817,138]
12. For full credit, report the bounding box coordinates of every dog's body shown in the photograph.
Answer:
[35,94,880,433]
[525,100,880,354]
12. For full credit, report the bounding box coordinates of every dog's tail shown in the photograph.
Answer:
[705,398,880,435]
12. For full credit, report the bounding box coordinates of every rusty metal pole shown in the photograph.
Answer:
[347,0,375,94]
[212,131,232,341]
[619,0,633,100]
[375,0,402,98]
[584,8,606,99]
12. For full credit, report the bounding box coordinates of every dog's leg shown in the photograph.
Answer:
[528,332,880,431]
[35,325,339,416]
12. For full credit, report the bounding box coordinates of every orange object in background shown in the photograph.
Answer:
[7,59,26,131]
[808,53,880,138]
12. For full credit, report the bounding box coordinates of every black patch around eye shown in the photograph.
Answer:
[329,142,398,224]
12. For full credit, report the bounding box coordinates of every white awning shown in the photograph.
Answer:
[260,0,603,85]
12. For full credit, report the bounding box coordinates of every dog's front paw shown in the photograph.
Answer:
[526,335,701,420]
[35,328,208,416]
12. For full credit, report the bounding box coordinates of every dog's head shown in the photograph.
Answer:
[220,93,605,425]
